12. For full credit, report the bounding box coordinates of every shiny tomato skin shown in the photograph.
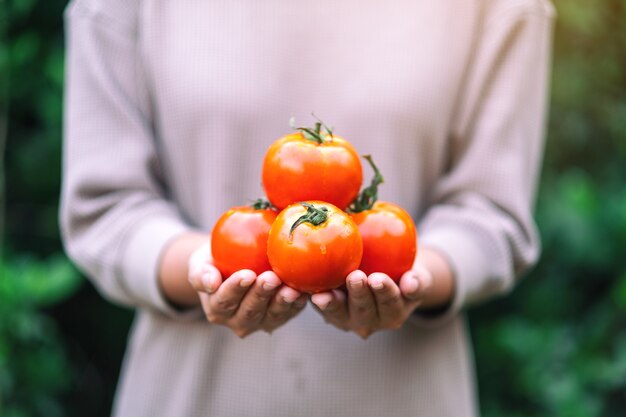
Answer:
[211,206,278,278]
[267,201,363,293]
[262,133,363,210]
[350,201,417,281]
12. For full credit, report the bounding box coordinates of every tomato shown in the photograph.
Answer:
[211,200,278,278]
[262,120,363,210]
[349,156,417,281]
[350,202,417,281]
[267,201,363,293]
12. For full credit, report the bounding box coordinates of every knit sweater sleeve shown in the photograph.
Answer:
[60,1,193,317]
[414,1,555,325]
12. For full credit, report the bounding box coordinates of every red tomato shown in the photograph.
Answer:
[348,155,417,281]
[262,120,362,210]
[350,202,417,281]
[211,200,278,278]
[267,201,363,293]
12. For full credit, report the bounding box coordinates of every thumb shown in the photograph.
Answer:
[399,264,432,301]
[189,262,222,294]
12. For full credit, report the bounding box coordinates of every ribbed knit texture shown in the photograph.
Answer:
[61,0,554,416]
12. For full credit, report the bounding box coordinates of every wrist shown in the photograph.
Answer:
[158,232,212,308]
[413,247,455,310]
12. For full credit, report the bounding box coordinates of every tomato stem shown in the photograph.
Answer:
[289,202,329,238]
[311,113,334,138]
[250,198,272,210]
[292,115,333,144]
[348,155,385,213]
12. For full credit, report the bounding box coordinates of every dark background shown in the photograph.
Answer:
[1,1,625,416]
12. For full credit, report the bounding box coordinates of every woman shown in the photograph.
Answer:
[61,0,554,416]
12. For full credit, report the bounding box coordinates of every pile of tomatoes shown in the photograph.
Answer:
[211,119,417,293]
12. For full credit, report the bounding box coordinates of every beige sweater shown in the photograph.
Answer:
[61,0,554,416]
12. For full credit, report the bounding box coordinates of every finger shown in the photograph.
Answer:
[208,269,256,319]
[285,293,308,319]
[368,273,404,329]
[399,265,432,302]
[231,271,282,332]
[188,244,215,291]
[326,289,350,330]
[199,292,221,323]
[263,285,301,327]
[311,291,333,311]
[312,289,350,329]
[190,263,222,293]
[262,290,307,333]
[188,242,212,270]
[346,270,377,338]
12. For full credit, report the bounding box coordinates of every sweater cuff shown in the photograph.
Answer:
[409,226,492,328]
[120,215,201,319]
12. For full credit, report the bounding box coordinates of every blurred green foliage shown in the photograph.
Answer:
[2,0,65,256]
[1,0,625,416]
[471,1,626,416]
[1,1,133,416]
[0,255,81,417]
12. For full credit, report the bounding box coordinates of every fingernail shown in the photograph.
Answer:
[262,280,279,291]
[316,300,330,311]
[311,294,330,310]
[349,278,364,290]
[369,277,384,290]
[240,276,255,288]
[282,295,296,304]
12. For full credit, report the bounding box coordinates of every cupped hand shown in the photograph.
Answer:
[311,264,433,339]
[188,244,307,338]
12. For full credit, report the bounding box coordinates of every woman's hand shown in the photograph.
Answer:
[309,267,427,338]
[310,247,454,338]
[188,244,307,338]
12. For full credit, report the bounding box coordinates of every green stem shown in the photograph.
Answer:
[311,113,333,138]
[297,123,323,144]
[349,155,385,213]
[250,198,272,210]
[289,202,329,238]
[291,115,333,144]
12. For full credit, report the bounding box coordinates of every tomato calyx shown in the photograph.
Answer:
[289,115,334,145]
[250,198,273,210]
[289,202,329,238]
[348,155,385,213]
